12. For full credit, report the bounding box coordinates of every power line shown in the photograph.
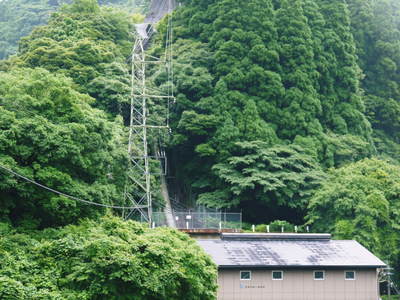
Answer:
[0,164,137,210]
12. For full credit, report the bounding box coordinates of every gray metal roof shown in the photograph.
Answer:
[197,236,386,268]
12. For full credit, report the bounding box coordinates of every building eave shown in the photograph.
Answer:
[218,265,387,270]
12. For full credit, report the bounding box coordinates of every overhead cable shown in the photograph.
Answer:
[0,164,136,210]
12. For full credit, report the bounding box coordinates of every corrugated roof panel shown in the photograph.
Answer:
[197,239,386,268]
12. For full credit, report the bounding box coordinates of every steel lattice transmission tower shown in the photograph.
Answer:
[124,0,175,224]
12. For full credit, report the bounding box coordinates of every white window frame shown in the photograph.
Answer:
[344,270,356,280]
[272,270,284,280]
[240,270,251,281]
[313,270,325,280]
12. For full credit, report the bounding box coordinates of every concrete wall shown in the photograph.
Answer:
[217,269,379,300]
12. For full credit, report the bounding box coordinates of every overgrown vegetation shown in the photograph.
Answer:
[0,0,150,60]
[2,0,400,293]
[0,68,127,228]
[0,1,218,298]
[0,216,217,299]
[156,0,400,283]
[165,0,373,221]
[0,0,137,228]
[307,158,400,277]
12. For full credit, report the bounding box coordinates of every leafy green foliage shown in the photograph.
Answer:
[307,158,400,282]
[347,0,400,154]
[13,0,134,118]
[2,0,400,289]
[197,142,325,222]
[0,0,151,120]
[0,277,28,300]
[254,220,293,233]
[0,0,149,60]
[0,3,219,295]
[155,0,373,218]
[0,216,218,299]
[0,68,127,228]
[275,0,321,138]
[0,0,69,60]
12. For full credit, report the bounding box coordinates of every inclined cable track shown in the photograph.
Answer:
[124,0,176,226]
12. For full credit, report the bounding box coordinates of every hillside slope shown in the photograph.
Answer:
[1,0,400,288]
[0,0,149,60]
[162,0,372,222]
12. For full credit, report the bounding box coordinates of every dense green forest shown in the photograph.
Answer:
[0,216,216,299]
[168,0,373,221]
[0,0,149,60]
[162,0,400,282]
[0,1,217,298]
[1,0,400,295]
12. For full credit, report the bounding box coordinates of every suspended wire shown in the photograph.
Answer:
[154,0,174,129]
[0,164,137,210]
[169,0,174,99]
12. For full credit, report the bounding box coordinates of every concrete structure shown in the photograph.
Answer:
[197,233,386,300]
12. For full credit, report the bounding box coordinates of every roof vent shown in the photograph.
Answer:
[221,233,331,241]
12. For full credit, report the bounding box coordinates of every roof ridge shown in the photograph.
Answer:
[221,233,332,241]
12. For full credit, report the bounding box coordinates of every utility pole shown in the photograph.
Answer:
[383,264,394,300]
[124,0,175,226]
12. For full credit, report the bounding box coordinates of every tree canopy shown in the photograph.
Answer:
[307,158,400,282]
[13,0,135,119]
[157,0,374,221]
[0,68,127,228]
[0,0,149,60]
[2,0,400,291]
[0,216,217,299]
[0,1,219,297]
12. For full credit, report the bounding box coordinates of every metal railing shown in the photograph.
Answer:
[151,211,242,230]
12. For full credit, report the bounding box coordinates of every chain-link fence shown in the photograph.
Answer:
[151,211,242,230]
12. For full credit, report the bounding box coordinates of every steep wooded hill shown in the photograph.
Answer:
[1,0,400,289]
[0,2,218,299]
[163,0,373,222]
[0,0,149,60]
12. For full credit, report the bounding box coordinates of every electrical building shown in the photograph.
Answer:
[198,233,386,300]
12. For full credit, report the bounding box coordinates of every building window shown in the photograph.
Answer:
[314,270,325,280]
[240,271,251,280]
[345,271,356,280]
[272,271,283,280]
